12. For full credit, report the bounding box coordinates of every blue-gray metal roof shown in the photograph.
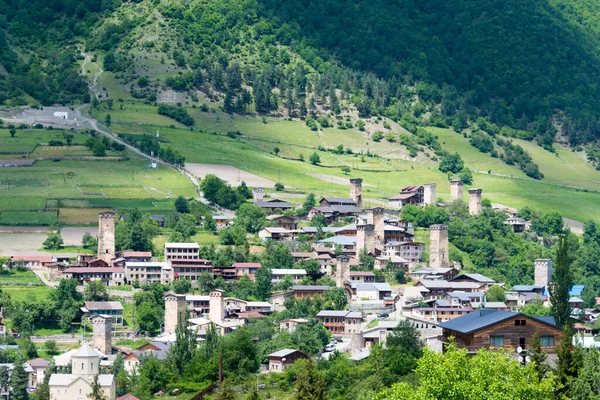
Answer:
[438,309,558,334]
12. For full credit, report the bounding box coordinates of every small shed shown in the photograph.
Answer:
[268,349,309,372]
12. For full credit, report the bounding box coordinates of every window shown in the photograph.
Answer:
[81,363,84,370]
[515,319,527,326]
[540,336,555,346]
[519,338,526,347]
[490,335,504,347]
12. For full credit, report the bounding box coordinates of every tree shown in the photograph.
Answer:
[301,193,316,215]
[310,152,321,165]
[438,152,464,173]
[529,330,548,382]
[550,236,573,330]
[459,168,473,185]
[0,366,9,399]
[556,328,583,397]
[386,320,424,359]
[105,114,111,127]
[215,380,235,400]
[299,259,321,277]
[376,344,554,400]
[273,146,280,155]
[10,354,29,400]
[92,142,106,157]
[107,99,114,110]
[341,166,351,175]
[9,129,16,138]
[88,375,107,400]
[174,196,190,213]
[173,279,191,294]
[168,314,196,375]
[274,182,284,191]
[485,285,506,302]
[44,340,58,356]
[255,266,273,301]
[204,215,217,232]
[294,359,327,400]
[572,348,600,399]
[84,280,109,301]
[43,232,63,250]
[82,232,98,252]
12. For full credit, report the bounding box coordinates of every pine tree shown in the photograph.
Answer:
[571,348,600,399]
[168,311,196,375]
[556,328,583,397]
[294,359,327,400]
[88,375,107,400]
[246,386,260,400]
[550,236,573,330]
[10,355,29,400]
[215,380,235,400]
[529,330,547,382]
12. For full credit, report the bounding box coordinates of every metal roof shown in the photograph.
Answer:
[84,301,124,311]
[269,349,305,358]
[438,309,558,334]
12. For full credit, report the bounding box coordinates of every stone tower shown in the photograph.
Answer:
[350,178,363,209]
[423,183,437,206]
[356,224,375,257]
[367,207,385,242]
[535,259,554,287]
[92,315,112,355]
[336,256,350,288]
[429,224,449,268]
[468,188,483,215]
[450,179,464,201]
[209,289,225,323]
[253,188,264,202]
[164,293,187,335]
[98,212,115,264]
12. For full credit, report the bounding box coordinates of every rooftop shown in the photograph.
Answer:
[269,349,305,358]
[438,309,558,334]
[83,301,124,311]
[164,243,200,248]
[292,285,331,291]
[272,269,307,275]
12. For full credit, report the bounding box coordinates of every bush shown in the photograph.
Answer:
[305,117,318,131]
[157,104,194,126]
[439,152,464,173]
[274,182,284,191]
[317,116,330,128]
[372,131,383,142]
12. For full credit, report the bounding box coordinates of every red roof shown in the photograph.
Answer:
[122,251,152,258]
[11,255,53,263]
[232,263,261,269]
[115,395,141,400]
[63,267,124,273]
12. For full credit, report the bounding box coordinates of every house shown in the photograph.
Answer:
[253,199,292,212]
[319,197,357,207]
[213,215,230,229]
[410,268,459,281]
[123,341,172,373]
[124,261,170,285]
[269,292,293,312]
[415,280,484,299]
[164,243,200,261]
[318,236,356,253]
[258,227,300,241]
[267,214,297,230]
[439,309,563,354]
[348,282,392,301]
[384,241,425,264]
[62,267,125,286]
[374,256,409,271]
[410,302,473,323]
[10,255,54,269]
[505,217,527,232]
[349,271,375,283]
[81,301,124,325]
[245,301,272,314]
[316,310,363,334]
[444,292,484,308]
[388,185,424,209]
[233,262,261,281]
[118,251,152,262]
[171,259,213,280]
[268,349,309,372]
[292,285,332,300]
[49,343,115,400]
[450,273,496,286]
[87,259,110,269]
[280,318,309,333]
[271,269,307,284]
[27,358,51,385]
[186,295,210,318]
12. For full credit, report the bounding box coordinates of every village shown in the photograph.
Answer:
[0,175,591,400]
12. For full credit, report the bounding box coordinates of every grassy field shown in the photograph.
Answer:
[3,286,54,301]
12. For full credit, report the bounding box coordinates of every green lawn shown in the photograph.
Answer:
[3,286,54,301]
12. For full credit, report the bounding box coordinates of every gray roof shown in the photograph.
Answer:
[318,235,357,245]
[438,309,558,334]
[447,291,484,301]
[322,197,356,204]
[418,280,482,289]
[316,310,362,318]
[73,343,99,358]
[292,285,332,291]
[483,302,507,308]
[84,301,124,311]
[511,285,545,292]
[246,301,272,308]
[254,200,292,208]
[269,348,304,358]
[451,273,495,283]
[413,268,455,275]
[351,282,392,292]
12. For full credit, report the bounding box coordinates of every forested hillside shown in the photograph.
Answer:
[3,0,600,146]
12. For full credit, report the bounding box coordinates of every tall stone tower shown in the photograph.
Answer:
[349,178,363,209]
[92,315,112,355]
[450,179,464,201]
[429,225,449,268]
[423,183,437,206]
[468,188,483,215]
[253,188,264,202]
[535,259,554,287]
[209,289,225,323]
[98,212,115,264]
[367,207,385,242]
[336,256,350,288]
[356,224,375,257]
[164,293,187,335]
